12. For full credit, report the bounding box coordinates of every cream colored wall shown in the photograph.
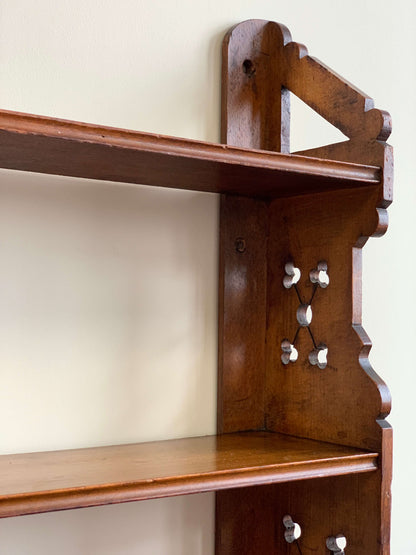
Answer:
[0,1,414,553]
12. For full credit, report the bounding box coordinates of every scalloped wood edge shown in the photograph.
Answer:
[221,16,393,444]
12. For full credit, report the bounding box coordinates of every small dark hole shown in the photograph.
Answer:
[242,59,255,77]
[235,237,246,253]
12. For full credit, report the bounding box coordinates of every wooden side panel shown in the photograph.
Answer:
[261,186,392,554]
[216,485,279,555]
[217,195,267,433]
[217,186,392,553]
[216,455,391,554]
[265,186,390,452]
[217,19,392,555]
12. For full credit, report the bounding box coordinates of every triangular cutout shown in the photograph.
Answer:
[289,92,346,154]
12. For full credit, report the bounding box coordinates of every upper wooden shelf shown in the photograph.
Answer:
[0,109,380,199]
[0,431,377,518]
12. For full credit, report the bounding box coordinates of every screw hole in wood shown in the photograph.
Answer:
[234,237,246,253]
[242,59,255,77]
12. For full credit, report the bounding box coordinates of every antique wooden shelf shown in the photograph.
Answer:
[0,18,392,555]
[0,432,377,518]
[0,109,381,199]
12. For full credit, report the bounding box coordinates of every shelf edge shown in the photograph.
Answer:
[0,109,381,189]
[0,453,377,518]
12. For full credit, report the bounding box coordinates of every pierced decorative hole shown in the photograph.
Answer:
[281,340,298,364]
[310,261,329,288]
[280,260,329,369]
[283,514,302,544]
[283,262,301,289]
[296,304,312,327]
[326,534,347,554]
[308,344,328,369]
[242,59,256,77]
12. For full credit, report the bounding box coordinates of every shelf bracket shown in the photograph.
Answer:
[222,19,392,207]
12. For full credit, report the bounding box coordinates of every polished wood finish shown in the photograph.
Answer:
[265,186,390,451]
[0,19,392,553]
[217,474,388,554]
[0,109,380,199]
[217,196,267,433]
[221,19,392,207]
[222,19,290,152]
[0,432,376,518]
[217,19,392,555]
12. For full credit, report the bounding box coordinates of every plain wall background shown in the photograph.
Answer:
[0,1,414,553]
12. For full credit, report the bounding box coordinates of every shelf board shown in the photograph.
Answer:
[0,431,377,518]
[0,109,380,198]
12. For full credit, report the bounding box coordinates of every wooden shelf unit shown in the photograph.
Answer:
[0,19,392,555]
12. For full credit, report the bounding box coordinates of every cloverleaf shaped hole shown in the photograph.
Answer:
[281,340,298,364]
[308,344,328,369]
[283,262,301,289]
[326,534,347,553]
[310,261,329,288]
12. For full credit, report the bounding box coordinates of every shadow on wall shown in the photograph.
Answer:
[0,494,214,554]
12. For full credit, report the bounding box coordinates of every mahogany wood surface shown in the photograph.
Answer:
[217,19,392,555]
[265,186,390,452]
[217,196,267,433]
[0,109,380,199]
[221,19,290,152]
[221,19,392,208]
[217,474,388,554]
[0,432,377,518]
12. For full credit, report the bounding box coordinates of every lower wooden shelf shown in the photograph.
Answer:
[0,431,377,518]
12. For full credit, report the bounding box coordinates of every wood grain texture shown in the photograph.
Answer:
[217,196,267,432]
[294,140,393,209]
[216,469,390,554]
[265,186,391,451]
[281,29,393,207]
[217,19,392,555]
[222,20,291,152]
[0,109,380,199]
[0,432,377,518]
[221,19,393,207]
[262,186,393,552]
